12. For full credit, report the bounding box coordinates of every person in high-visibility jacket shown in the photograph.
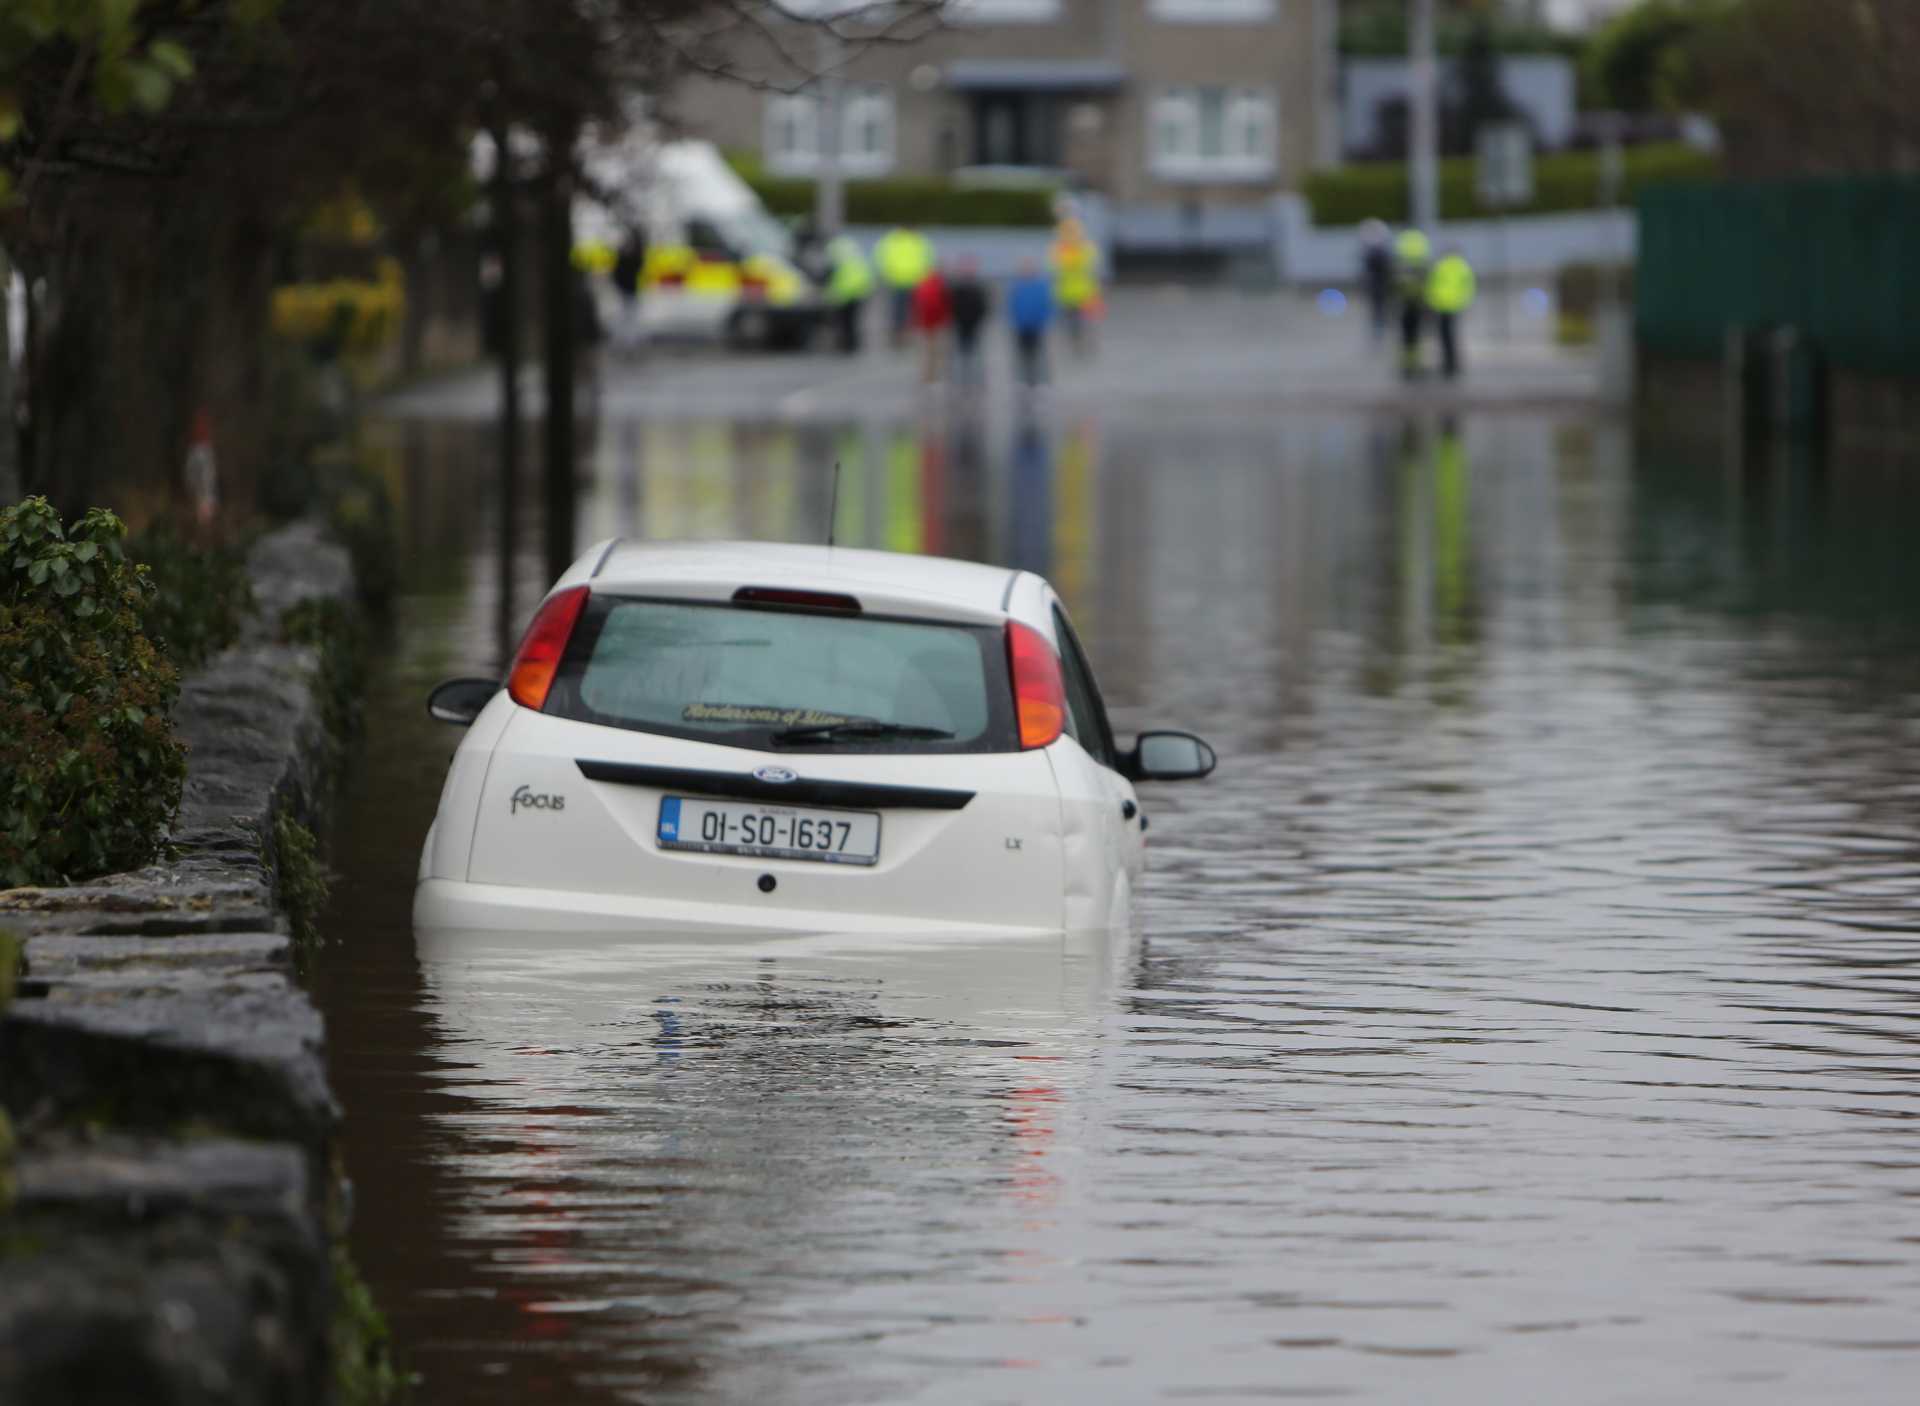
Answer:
[1426,247,1477,381]
[1049,218,1101,355]
[825,235,874,356]
[1394,227,1433,377]
[874,226,934,349]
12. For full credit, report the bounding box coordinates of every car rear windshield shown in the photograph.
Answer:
[547,596,1017,753]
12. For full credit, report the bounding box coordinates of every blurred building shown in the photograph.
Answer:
[670,0,1339,263]
[1342,52,1576,158]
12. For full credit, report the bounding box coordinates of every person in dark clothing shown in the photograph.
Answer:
[791,216,828,285]
[611,232,646,349]
[947,257,992,392]
[1394,228,1433,379]
[1359,219,1392,344]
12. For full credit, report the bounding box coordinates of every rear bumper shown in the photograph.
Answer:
[413,877,1062,941]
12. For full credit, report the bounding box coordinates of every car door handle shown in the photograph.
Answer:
[1121,799,1138,821]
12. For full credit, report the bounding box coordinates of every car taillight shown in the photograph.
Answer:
[1006,621,1065,750]
[508,585,589,711]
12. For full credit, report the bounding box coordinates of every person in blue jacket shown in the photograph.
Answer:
[1008,259,1055,392]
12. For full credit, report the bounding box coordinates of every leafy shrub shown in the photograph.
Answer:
[0,499,187,888]
[332,1243,403,1405]
[305,448,398,610]
[1557,260,1636,316]
[271,256,406,355]
[1554,261,1636,346]
[327,464,398,610]
[0,928,19,1011]
[272,810,331,948]
[0,1100,15,1213]
[282,596,367,744]
[1303,142,1719,226]
[129,525,257,669]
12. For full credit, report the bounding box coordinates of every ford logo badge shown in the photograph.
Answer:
[753,766,799,785]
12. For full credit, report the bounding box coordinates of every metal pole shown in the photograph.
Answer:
[1599,110,1624,307]
[1409,0,1440,233]
[815,27,846,236]
[1496,209,1509,340]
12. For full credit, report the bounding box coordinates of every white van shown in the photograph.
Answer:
[578,137,825,350]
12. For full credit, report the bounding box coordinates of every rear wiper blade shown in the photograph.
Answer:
[772,720,956,744]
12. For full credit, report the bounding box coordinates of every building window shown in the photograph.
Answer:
[764,84,895,177]
[767,94,818,171]
[971,92,1063,169]
[947,0,1062,23]
[1148,0,1276,18]
[1148,87,1277,180]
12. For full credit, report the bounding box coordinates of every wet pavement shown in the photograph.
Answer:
[382,287,1602,425]
[313,306,1920,1404]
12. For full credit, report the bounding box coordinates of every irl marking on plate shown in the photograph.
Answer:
[753,766,800,785]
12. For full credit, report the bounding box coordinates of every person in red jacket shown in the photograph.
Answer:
[912,266,952,385]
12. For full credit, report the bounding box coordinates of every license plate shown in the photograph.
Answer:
[656,796,881,866]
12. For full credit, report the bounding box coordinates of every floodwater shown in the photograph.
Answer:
[312,399,1920,1405]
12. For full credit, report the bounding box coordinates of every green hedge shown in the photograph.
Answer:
[129,526,257,670]
[0,500,187,888]
[741,174,1056,228]
[1304,143,1718,227]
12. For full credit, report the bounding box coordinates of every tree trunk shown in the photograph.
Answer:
[0,243,17,505]
[540,130,577,584]
[490,117,524,663]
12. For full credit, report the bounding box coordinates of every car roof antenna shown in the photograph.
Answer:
[827,459,841,550]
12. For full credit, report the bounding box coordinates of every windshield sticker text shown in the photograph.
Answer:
[684,703,860,727]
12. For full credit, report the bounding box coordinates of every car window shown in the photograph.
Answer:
[687,218,740,261]
[1052,606,1117,769]
[548,597,1016,754]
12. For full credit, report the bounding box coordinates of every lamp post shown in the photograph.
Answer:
[1409,0,1440,232]
[815,26,846,236]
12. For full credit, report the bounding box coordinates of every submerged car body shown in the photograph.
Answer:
[416,541,1215,937]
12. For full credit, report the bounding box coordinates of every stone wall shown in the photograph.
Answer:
[0,519,360,1405]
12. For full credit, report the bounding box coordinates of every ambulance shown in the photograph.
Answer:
[576,135,825,351]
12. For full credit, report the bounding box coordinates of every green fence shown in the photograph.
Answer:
[1638,178,1920,377]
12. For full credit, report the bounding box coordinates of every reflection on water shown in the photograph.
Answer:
[315,403,1920,1404]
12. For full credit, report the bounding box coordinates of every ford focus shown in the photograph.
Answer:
[416,540,1216,936]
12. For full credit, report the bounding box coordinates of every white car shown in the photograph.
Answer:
[415,541,1216,937]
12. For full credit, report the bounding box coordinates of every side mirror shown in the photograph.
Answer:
[1125,730,1217,783]
[428,677,500,727]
